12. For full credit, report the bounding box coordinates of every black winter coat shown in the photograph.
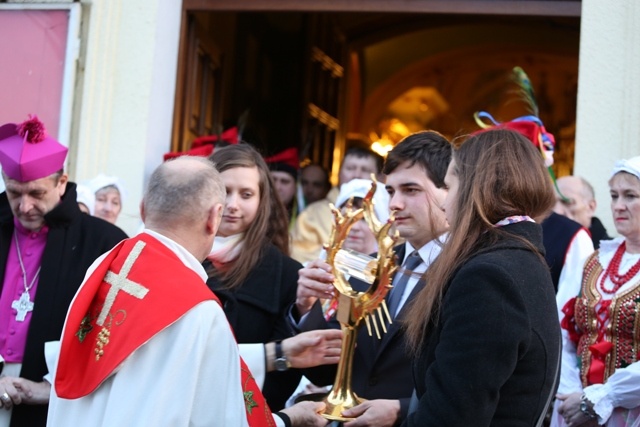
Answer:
[404,222,560,427]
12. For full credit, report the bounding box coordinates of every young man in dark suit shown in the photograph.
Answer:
[292,131,452,427]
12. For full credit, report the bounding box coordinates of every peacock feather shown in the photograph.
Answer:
[510,66,539,117]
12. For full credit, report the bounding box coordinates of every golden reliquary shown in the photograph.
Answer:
[316,178,398,422]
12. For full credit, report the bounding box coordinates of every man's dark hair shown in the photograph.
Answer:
[382,131,452,188]
[344,145,384,173]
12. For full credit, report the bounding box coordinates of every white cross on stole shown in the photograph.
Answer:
[96,241,150,326]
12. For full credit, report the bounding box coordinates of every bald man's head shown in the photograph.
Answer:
[143,156,225,228]
[554,175,596,228]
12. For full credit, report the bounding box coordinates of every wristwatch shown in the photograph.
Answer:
[274,341,291,371]
[580,394,597,420]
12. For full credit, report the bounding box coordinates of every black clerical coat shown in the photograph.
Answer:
[0,183,127,427]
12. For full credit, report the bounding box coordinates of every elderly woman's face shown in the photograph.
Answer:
[95,186,122,224]
[610,172,640,239]
[345,218,378,255]
[340,199,378,255]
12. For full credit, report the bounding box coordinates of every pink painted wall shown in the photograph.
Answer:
[0,9,69,139]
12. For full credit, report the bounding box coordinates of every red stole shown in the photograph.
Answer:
[55,233,274,426]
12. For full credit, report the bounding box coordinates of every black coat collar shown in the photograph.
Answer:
[477,221,546,257]
[207,244,285,314]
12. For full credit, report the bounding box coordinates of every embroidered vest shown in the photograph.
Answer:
[572,251,640,386]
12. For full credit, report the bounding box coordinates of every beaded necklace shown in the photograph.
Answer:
[600,241,640,294]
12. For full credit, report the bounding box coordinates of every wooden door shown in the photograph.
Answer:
[301,14,346,183]
[171,13,223,152]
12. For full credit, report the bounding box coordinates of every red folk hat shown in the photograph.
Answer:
[471,68,556,168]
[163,127,239,161]
[472,112,556,167]
[265,147,299,180]
[264,147,299,169]
[0,115,68,182]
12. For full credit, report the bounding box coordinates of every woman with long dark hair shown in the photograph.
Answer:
[205,144,305,410]
[402,129,560,426]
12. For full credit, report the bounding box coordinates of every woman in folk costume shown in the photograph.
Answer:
[553,156,640,427]
[205,144,310,411]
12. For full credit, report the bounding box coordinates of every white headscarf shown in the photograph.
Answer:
[611,156,640,180]
[335,178,390,222]
[75,184,96,215]
[86,173,128,201]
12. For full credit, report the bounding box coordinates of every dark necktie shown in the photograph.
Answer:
[387,250,422,318]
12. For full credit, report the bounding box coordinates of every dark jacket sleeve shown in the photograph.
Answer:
[296,300,331,331]
[294,301,339,387]
[262,251,304,411]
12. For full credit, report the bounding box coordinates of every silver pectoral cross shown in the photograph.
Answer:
[11,291,34,321]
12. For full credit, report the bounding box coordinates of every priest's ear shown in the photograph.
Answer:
[206,202,224,236]
[54,172,68,198]
[139,200,146,223]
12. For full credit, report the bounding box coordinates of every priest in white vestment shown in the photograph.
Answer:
[45,157,327,427]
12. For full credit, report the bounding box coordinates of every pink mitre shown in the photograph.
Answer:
[0,115,68,182]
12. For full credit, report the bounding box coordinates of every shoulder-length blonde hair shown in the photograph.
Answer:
[404,129,556,354]
[208,144,290,290]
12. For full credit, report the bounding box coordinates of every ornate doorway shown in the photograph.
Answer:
[172,3,581,177]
